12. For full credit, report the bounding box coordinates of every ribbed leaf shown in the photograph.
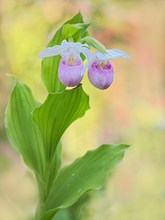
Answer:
[51,141,62,179]
[84,36,107,53]
[41,12,88,93]
[34,141,63,210]
[62,24,80,38]
[52,209,71,220]
[5,81,45,175]
[52,194,89,220]
[33,85,90,160]
[73,23,91,36]
[42,144,129,220]
[62,23,91,39]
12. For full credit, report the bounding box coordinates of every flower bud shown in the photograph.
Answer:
[88,59,114,89]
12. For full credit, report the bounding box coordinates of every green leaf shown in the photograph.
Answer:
[42,144,129,220]
[84,36,107,53]
[5,81,45,175]
[51,141,62,179]
[62,23,91,39]
[71,23,91,42]
[33,85,90,161]
[44,141,62,197]
[73,23,91,35]
[41,196,89,220]
[68,193,90,220]
[62,24,80,39]
[41,12,87,93]
[52,209,71,220]
[52,194,89,220]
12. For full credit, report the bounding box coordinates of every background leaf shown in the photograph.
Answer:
[33,85,90,161]
[41,12,89,93]
[42,144,129,220]
[5,81,45,175]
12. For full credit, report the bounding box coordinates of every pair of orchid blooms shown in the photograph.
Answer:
[38,40,130,90]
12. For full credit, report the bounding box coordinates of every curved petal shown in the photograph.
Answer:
[61,40,68,47]
[76,45,91,60]
[96,52,110,60]
[61,40,83,48]
[81,52,97,76]
[61,40,90,60]
[106,49,131,60]
[39,40,91,60]
[38,45,67,58]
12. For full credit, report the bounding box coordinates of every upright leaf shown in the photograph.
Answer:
[62,23,91,40]
[41,12,88,93]
[33,85,90,160]
[42,144,129,220]
[62,24,80,38]
[52,209,71,220]
[51,141,62,179]
[44,141,63,198]
[73,23,91,36]
[5,81,45,175]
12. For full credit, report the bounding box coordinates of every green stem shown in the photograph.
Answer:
[34,143,62,220]
[34,163,59,219]
[35,175,45,220]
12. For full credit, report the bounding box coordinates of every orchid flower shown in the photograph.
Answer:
[87,49,130,90]
[38,40,90,87]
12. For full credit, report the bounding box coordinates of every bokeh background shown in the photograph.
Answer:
[0,0,165,219]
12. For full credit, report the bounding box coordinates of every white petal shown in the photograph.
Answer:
[61,40,81,48]
[61,39,68,46]
[61,40,74,47]
[81,53,97,76]
[61,40,90,59]
[96,52,110,60]
[80,66,86,76]
[76,45,91,60]
[106,49,131,60]
[73,42,83,47]
[38,44,69,58]
[88,52,97,63]
[38,40,91,59]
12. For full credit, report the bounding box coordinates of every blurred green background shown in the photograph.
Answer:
[0,0,165,219]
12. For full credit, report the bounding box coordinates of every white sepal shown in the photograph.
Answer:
[106,49,131,60]
[38,45,68,58]
[38,40,90,60]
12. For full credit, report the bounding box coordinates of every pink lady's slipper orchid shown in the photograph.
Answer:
[38,40,90,87]
[88,49,130,90]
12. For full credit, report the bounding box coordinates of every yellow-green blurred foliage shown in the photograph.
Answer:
[0,0,165,219]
